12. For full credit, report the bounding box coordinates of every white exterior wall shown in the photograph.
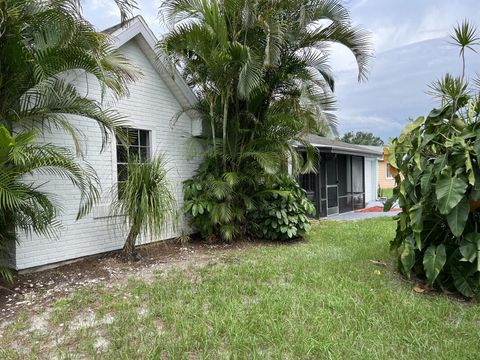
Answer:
[364,157,378,203]
[14,38,201,270]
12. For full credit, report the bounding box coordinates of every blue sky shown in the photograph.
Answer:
[84,0,480,141]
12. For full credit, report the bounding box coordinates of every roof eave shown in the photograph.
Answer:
[106,16,198,108]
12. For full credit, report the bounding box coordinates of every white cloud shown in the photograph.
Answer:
[82,0,480,140]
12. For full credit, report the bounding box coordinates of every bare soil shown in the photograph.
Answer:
[0,236,303,324]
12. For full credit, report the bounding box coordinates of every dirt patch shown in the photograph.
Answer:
[0,237,299,324]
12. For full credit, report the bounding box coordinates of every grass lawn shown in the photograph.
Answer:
[380,188,394,198]
[2,218,480,359]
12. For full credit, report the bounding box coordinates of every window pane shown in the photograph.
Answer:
[140,147,149,162]
[117,145,128,163]
[386,164,392,178]
[128,129,139,146]
[140,130,149,146]
[117,164,128,182]
[129,146,139,160]
[116,128,150,184]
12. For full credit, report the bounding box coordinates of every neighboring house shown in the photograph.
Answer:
[298,135,383,218]
[360,145,395,191]
[11,17,202,271]
[378,148,396,189]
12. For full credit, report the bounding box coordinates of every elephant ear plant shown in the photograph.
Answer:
[386,20,480,298]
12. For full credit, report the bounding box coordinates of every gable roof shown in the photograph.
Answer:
[303,134,383,157]
[103,16,197,109]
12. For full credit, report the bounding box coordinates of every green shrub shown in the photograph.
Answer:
[388,103,480,298]
[249,175,315,241]
[386,21,480,298]
[183,164,314,242]
[183,162,256,241]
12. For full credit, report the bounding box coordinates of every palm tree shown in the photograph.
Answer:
[0,0,142,279]
[159,0,371,175]
[0,0,140,151]
[110,155,177,260]
[160,0,371,241]
[0,126,100,281]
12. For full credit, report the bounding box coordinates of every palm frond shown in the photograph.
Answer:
[110,154,178,241]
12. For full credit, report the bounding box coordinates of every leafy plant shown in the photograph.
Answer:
[110,155,177,260]
[250,175,315,240]
[386,20,480,298]
[0,126,99,281]
[162,0,371,242]
[0,0,140,150]
[183,160,257,241]
[160,0,371,170]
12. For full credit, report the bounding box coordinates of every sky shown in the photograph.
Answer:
[83,0,480,141]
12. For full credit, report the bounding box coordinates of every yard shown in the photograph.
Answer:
[1,218,479,359]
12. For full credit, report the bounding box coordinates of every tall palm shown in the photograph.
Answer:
[0,126,100,281]
[159,0,371,174]
[0,0,140,151]
[110,155,177,260]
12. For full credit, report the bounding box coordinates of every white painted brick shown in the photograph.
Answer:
[15,39,201,270]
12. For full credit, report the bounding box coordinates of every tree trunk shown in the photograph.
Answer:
[123,225,139,261]
[210,100,217,159]
[222,91,229,171]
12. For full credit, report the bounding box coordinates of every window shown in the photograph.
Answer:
[116,128,151,185]
[386,163,393,179]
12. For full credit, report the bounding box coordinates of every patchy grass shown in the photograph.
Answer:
[2,218,480,359]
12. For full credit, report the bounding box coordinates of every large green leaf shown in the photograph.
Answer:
[387,141,398,169]
[459,233,480,271]
[433,154,448,176]
[446,197,470,237]
[473,130,480,164]
[409,202,423,249]
[465,150,475,186]
[470,168,480,201]
[435,174,467,214]
[423,244,446,285]
[398,116,424,143]
[451,262,478,298]
[400,236,415,276]
[420,165,434,195]
[383,193,398,211]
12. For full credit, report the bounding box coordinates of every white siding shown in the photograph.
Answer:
[364,157,378,203]
[14,38,201,270]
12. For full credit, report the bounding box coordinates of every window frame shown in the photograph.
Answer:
[386,163,394,180]
[115,127,152,187]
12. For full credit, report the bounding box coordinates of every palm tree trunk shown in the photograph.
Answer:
[222,90,229,171]
[210,99,217,159]
[123,225,139,260]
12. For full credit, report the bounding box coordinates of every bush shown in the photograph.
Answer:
[386,21,480,298]
[249,175,315,240]
[387,102,480,298]
[183,162,256,241]
[183,163,315,242]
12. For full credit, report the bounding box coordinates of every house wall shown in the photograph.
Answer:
[14,38,201,270]
[378,159,395,189]
[364,157,378,203]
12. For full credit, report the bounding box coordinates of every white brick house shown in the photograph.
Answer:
[11,17,202,271]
